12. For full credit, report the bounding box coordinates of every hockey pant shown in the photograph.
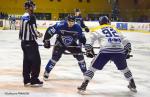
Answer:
[84,53,133,81]
[45,45,87,73]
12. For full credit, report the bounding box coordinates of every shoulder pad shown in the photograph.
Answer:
[56,21,65,27]
[22,13,30,20]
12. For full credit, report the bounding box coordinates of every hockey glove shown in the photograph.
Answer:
[125,50,133,59]
[124,43,132,59]
[84,27,89,32]
[43,40,51,48]
[85,44,95,58]
[37,31,43,38]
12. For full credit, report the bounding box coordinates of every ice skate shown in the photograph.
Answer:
[128,79,137,93]
[77,80,89,94]
[43,70,49,81]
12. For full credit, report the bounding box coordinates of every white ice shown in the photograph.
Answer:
[0,30,150,97]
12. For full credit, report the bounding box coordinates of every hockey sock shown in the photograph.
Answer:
[78,60,87,73]
[121,67,133,81]
[83,67,97,81]
[45,59,57,73]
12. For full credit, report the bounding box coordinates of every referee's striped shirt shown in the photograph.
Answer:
[19,13,39,41]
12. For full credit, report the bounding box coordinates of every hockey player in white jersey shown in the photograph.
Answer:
[78,16,137,93]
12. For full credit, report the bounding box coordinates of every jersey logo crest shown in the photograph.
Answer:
[61,36,73,46]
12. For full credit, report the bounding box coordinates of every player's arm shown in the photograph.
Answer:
[43,25,57,41]
[30,15,43,38]
[87,30,100,46]
[119,33,132,59]
[86,30,102,58]
[78,28,95,58]
[43,24,58,48]
[84,31,100,58]
[78,27,86,45]
[80,18,89,32]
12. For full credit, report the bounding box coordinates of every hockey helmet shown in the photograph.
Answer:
[24,0,36,9]
[99,16,110,25]
[67,15,75,22]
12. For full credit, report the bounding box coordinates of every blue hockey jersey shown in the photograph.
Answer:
[44,20,86,46]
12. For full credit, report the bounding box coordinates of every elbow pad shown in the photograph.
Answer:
[43,26,55,41]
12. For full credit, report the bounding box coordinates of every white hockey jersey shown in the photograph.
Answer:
[87,24,130,53]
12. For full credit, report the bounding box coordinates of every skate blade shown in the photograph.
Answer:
[77,90,86,95]
[43,77,49,81]
[24,83,31,87]
[130,88,137,93]
[128,85,137,93]
[30,84,43,87]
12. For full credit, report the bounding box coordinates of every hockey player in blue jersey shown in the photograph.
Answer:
[77,16,137,93]
[43,15,87,80]
[74,8,89,32]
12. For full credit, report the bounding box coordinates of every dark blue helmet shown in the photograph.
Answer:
[99,16,110,25]
[24,0,35,9]
[67,15,75,22]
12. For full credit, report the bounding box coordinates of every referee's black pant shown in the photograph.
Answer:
[21,41,41,84]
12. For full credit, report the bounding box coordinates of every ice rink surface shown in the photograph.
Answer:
[0,30,150,97]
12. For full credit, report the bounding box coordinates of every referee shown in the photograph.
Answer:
[19,0,43,87]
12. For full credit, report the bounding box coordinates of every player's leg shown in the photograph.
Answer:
[23,53,31,86]
[43,46,65,80]
[122,68,137,92]
[75,55,87,73]
[21,42,32,86]
[78,53,110,92]
[67,47,87,73]
[113,53,137,92]
[30,42,43,87]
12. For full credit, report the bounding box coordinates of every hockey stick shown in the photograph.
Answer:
[38,44,81,48]
[63,51,97,56]
[63,51,133,58]
[38,44,133,57]
[63,51,85,55]
[64,52,133,59]
[38,44,100,49]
